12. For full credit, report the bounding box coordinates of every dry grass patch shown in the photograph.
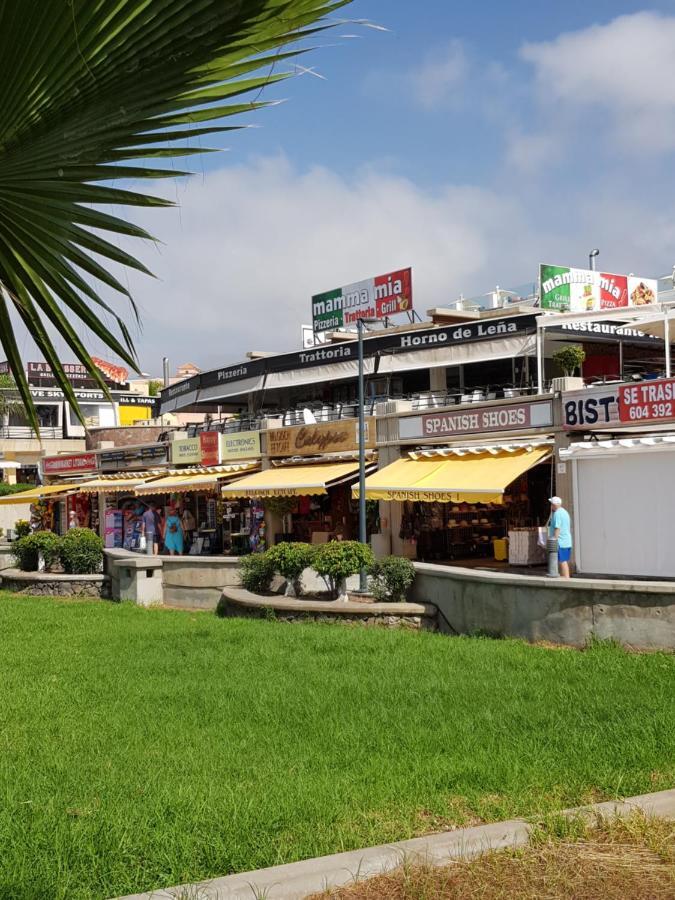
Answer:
[315,812,674,900]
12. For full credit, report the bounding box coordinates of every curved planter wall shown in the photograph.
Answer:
[412,563,675,650]
[0,568,110,599]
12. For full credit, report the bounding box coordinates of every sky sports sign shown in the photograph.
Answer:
[311,267,412,333]
[540,263,658,313]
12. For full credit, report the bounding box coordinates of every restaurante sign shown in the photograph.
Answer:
[267,418,375,457]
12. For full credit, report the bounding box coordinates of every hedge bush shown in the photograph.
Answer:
[12,531,62,572]
[60,528,104,575]
[0,483,34,497]
[239,552,276,594]
[369,556,415,602]
[313,540,374,599]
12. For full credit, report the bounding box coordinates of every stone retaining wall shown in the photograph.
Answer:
[220,588,437,631]
[0,568,110,599]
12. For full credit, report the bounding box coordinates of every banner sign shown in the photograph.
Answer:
[312,267,412,333]
[220,430,261,461]
[540,264,658,313]
[199,431,220,466]
[399,400,553,440]
[170,437,202,465]
[562,379,675,430]
[266,418,376,457]
[100,444,168,471]
[618,379,675,424]
[43,453,97,475]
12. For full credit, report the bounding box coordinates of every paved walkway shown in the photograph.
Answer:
[116,789,675,900]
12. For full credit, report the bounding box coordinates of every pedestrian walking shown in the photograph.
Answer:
[548,496,572,578]
[141,502,157,556]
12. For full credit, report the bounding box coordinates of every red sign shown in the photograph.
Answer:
[421,401,553,438]
[600,272,628,309]
[618,378,675,424]
[43,453,97,475]
[199,431,220,466]
[375,267,413,319]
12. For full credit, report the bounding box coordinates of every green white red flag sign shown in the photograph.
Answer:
[312,267,413,333]
[540,264,658,313]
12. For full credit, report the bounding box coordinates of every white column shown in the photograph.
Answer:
[665,315,671,378]
[536,327,545,394]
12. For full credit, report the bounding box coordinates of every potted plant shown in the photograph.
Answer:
[552,345,586,391]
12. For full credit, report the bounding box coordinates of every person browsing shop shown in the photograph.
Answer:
[180,503,196,552]
[548,496,572,579]
[163,505,184,556]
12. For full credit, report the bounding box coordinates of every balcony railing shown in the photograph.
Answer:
[0,425,62,440]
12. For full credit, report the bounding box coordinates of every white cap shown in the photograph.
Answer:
[549,496,562,506]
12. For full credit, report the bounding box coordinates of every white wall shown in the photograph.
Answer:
[574,450,675,578]
[0,501,31,534]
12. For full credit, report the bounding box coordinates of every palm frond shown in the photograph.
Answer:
[0,0,352,429]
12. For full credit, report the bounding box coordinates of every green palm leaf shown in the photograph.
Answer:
[0,0,352,429]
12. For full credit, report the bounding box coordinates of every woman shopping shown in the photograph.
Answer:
[163,505,184,556]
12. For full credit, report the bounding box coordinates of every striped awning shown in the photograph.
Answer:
[135,462,258,495]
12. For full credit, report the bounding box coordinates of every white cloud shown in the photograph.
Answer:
[409,39,468,109]
[521,11,675,152]
[118,155,536,373]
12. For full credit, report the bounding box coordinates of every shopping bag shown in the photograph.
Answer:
[138,534,147,552]
[536,526,547,550]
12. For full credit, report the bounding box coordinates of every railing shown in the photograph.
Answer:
[0,426,62,440]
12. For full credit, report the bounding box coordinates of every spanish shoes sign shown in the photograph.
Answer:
[540,264,658,313]
[312,268,412,333]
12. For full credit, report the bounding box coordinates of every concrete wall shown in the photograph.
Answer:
[86,425,165,449]
[0,501,31,534]
[412,563,675,650]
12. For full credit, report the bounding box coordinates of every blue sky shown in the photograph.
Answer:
[39,0,675,375]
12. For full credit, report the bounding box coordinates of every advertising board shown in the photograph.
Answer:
[220,430,261,461]
[540,264,658,313]
[311,267,412,333]
[399,400,553,440]
[562,378,675,430]
[43,453,97,475]
[199,431,220,466]
[266,418,375,457]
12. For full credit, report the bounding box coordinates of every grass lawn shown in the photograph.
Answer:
[0,593,673,900]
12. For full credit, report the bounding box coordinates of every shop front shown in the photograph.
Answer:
[221,418,377,546]
[561,377,675,579]
[367,397,557,566]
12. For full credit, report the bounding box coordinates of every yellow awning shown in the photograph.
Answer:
[78,477,150,493]
[353,448,551,504]
[221,462,362,498]
[0,484,81,505]
[136,462,258,496]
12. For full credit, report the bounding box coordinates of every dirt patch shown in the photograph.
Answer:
[312,813,674,900]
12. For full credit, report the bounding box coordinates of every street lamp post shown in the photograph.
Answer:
[357,317,368,592]
[589,248,600,271]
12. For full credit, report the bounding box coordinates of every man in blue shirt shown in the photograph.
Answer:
[548,496,572,578]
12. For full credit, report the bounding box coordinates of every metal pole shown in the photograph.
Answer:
[536,326,544,394]
[357,318,368,593]
[162,357,170,388]
[589,255,595,271]
[665,315,671,378]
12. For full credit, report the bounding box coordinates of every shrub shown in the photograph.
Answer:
[14,519,31,538]
[267,542,315,590]
[0,483,35,497]
[368,556,415,602]
[313,540,374,599]
[12,531,62,572]
[239,551,276,594]
[60,528,104,574]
